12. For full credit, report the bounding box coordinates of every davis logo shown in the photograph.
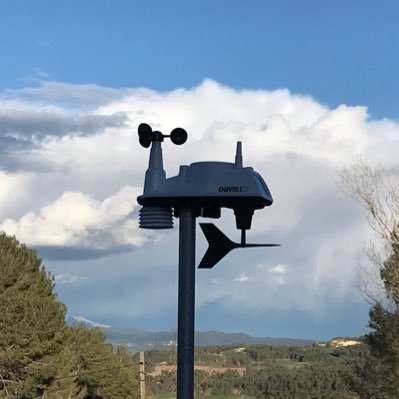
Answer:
[218,186,250,193]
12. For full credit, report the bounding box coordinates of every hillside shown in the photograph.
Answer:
[139,340,367,398]
[103,327,316,352]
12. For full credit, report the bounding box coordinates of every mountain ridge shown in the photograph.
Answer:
[104,327,316,353]
[67,315,316,353]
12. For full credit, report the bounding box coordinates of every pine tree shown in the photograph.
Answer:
[0,232,139,399]
[50,326,139,399]
[0,233,67,397]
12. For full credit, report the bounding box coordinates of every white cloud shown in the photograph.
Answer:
[54,274,88,284]
[0,185,149,251]
[234,273,250,283]
[0,79,398,317]
[0,172,33,218]
[269,264,286,274]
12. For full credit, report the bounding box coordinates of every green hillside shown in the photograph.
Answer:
[137,341,367,398]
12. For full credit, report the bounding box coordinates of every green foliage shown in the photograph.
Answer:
[340,162,399,398]
[0,233,67,397]
[0,232,139,398]
[48,326,139,398]
[380,241,399,304]
[351,243,399,398]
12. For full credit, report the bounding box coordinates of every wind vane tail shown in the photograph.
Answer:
[198,223,281,269]
[198,223,238,269]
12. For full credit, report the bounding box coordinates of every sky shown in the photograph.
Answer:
[0,0,398,340]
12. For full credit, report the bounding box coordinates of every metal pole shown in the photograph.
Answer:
[176,207,196,399]
[139,351,146,399]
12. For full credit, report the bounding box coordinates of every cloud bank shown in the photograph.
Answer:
[0,79,398,320]
[0,186,148,259]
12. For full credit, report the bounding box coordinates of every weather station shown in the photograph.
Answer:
[137,123,279,399]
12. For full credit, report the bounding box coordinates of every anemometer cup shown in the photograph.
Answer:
[170,128,188,145]
[138,123,153,148]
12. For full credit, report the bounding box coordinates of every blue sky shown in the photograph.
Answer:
[1,1,398,340]
[2,1,399,117]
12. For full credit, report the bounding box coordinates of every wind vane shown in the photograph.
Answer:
[137,123,278,399]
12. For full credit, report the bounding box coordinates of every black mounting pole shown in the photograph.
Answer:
[177,207,196,399]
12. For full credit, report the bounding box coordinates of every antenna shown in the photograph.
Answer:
[234,141,243,168]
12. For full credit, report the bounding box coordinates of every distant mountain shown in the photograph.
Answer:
[66,316,316,352]
[103,327,316,353]
[195,330,315,347]
[68,315,112,329]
